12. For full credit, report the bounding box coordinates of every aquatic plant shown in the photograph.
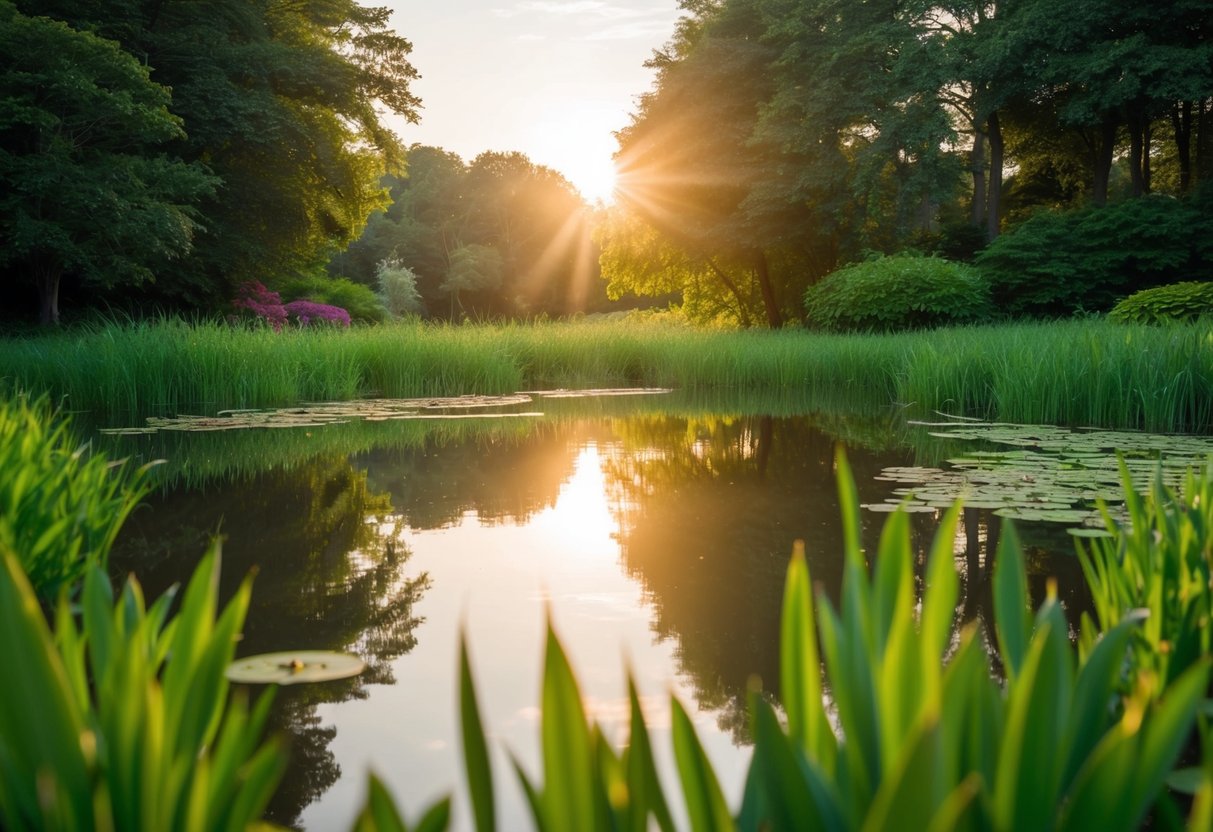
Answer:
[0,396,151,599]
[0,544,285,830]
[449,453,1213,830]
[1077,461,1213,693]
[4,317,1210,431]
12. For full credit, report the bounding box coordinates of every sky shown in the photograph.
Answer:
[384,1,683,203]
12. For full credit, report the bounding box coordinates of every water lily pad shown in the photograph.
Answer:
[225,650,365,685]
[1067,528,1114,539]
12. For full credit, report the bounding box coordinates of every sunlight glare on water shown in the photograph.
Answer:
[300,442,749,831]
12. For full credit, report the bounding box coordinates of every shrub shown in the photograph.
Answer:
[376,257,425,318]
[283,299,351,327]
[279,274,387,324]
[976,194,1213,317]
[804,255,992,332]
[0,396,150,599]
[232,280,288,330]
[1108,281,1213,325]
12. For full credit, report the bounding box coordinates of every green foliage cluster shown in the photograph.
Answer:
[0,540,284,829]
[331,149,600,320]
[1109,281,1213,325]
[976,195,1213,317]
[376,258,425,318]
[804,256,993,332]
[1079,463,1213,697]
[2,0,419,322]
[600,0,1213,327]
[0,396,149,598]
[279,274,387,324]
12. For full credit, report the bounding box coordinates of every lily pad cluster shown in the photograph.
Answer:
[866,421,1213,530]
[98,388,673,436]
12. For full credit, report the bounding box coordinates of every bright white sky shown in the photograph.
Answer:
[385,1,682,203]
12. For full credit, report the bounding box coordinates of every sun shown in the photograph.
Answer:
[567,156,619,205]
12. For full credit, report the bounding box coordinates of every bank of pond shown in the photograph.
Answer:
[1,317,1211,433]
[1,370,1212,829]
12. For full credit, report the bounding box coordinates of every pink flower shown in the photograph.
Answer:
[284,300,351,327]
[232,281,287,331]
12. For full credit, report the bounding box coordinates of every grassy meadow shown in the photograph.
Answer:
[1,317,1210,432]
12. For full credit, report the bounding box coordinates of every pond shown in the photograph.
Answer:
[99,390,1212,830]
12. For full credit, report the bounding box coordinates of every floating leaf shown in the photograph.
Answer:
[225,651,364,685]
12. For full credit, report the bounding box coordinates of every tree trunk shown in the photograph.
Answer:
[36,262,62,326]
[705,257,753,328]
[986,111,1004,241]
[970,128,987,227]
[753,252,782,329]
[1172,101,1192,193]
[1143,120,1151,194]
[1092,118,1118,206]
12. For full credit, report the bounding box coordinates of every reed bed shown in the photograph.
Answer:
[1,318,1210,432]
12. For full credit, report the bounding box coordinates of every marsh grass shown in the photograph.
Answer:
[1,318,1210,431]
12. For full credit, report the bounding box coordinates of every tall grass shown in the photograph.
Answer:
[1,318,1210,431]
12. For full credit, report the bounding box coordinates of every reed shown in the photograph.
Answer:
[1,318,1210,432]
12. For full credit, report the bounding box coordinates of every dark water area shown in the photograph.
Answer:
[104,397,1092,830]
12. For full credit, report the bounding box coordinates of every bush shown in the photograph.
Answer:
[804,255,992,332]
[0,396,150,599]
[376,257,425,318]
[976,194,1213,317]
[1108,281,1213,325]
[279,274,387,324]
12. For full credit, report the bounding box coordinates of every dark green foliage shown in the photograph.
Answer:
[1109,281,1213,325]
[0,1,216,324]
[280,274,387,324]
[804,255,993,332]
[976,195,1213,316]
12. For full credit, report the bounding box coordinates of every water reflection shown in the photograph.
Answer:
[108,410,1089,829]
[112,455,430,827]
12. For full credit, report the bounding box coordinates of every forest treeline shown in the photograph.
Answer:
[601,0,1213,327]
[2,0,1212,326]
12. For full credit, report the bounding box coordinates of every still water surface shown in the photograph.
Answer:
[106,399,1088,829]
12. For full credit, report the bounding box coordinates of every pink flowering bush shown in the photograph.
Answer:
[231,281,287,330]
[284,299,351,327]
[231,281,351,329]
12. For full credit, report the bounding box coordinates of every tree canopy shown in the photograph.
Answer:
[3,0,419,320]
[602,0,1213,326]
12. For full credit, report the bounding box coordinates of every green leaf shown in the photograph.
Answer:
[540,622,596,831]
[459,635,495,832]
[780,542,834,773]
[624,675,674,832]
[671,697,734,832]
[992,522,1031,682]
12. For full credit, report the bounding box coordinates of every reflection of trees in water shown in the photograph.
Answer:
[112,455,429,829]
[605,415,1090,743]
[358,423,600,529]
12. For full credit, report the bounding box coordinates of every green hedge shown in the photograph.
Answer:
[804,255,992,332]
[1109,280,1213,325]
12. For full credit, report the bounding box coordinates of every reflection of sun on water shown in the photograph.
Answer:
[533,444,617,551]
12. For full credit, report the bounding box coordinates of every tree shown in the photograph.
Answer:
[20,0,421,307]
[0,1,215,324]
[613,0,795,327]
[375,257,424,318]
